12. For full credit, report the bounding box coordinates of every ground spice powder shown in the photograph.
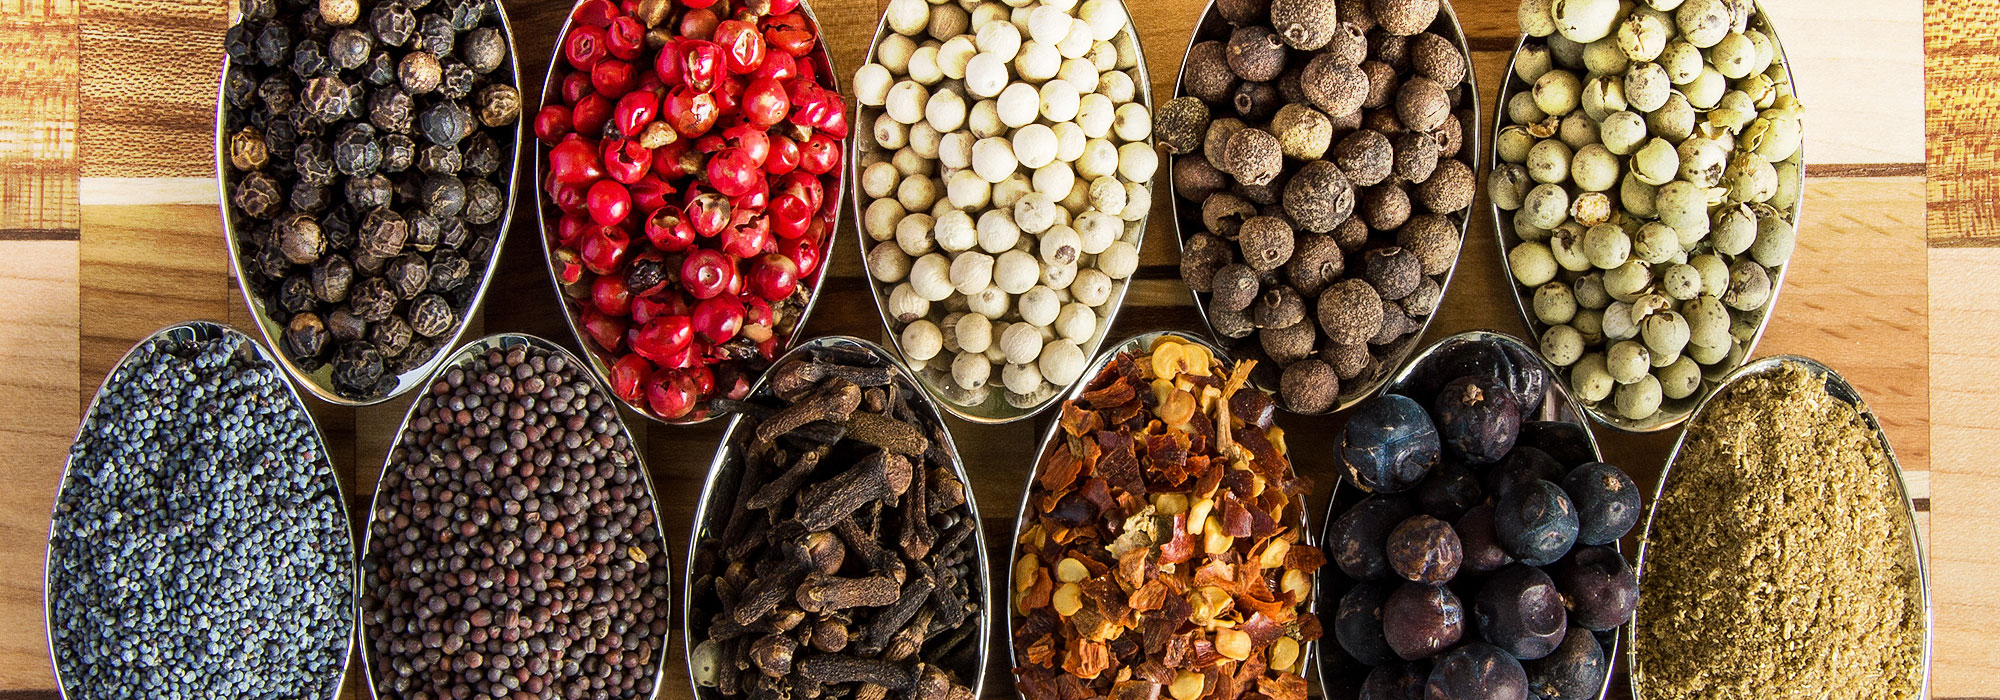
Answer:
[1634,362,1923,699]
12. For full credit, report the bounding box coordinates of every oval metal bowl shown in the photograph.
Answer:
[357,332,672,700]
[1167,0,1481,416]
[1316,330,1619,700]
[534,1,843,426]
[1627,355,1930,699]
[1007,330,1320,694]
[849,1,1156,425]
[45,320,357,700]
[684,335,992,698]
[216,1,524,406]
[1489,2,1804,433]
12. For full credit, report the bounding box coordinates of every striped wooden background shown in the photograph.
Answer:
[1,0,1988,697]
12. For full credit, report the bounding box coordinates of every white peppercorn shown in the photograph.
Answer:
[1041,259,1078,289]
[948,170,994,209]
[1543,324,1585,366]
[856,63,895,105]
[1039,339,1087,386]
[994,249,1040,293]
[952,350,993,389]
[1571,353,1614,402]
[1033,161,1077,199]
[910,253,955,301]
[903,319,944,361]
[1510,241,1559,287]
[863,161,902,199]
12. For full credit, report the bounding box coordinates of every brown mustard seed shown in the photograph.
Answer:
[1409,32,1466,87]
[1224,128,1284,187]
[1226,25,1289,82]
[1317,278,1383,346]
[1238,215,1296,271]
[1363,246,1423,300]
[1210,263,1261,312]
[1637,363,1924,700]
[1184,41,1237,103]
[1203,117,1248,170]
[1303,53,1370,118]
[1333,129,1394,187]
[1201,192,1257,238]
[1396,76,1451,133]
[1253,285,1308,329]
[1174,154,1230,202]
[1280,359,1340,413]
[1181,232,1235,292]
[1286,233,1345,296]
[1154,96,1210,155]
[1370,0,1438,36]
[1392,130,1440,183]
[1361,183,1412,231]
[1259,319,1319,365]
[1271,104,1334,160]
[1415,156,1475,214]
[1282,160,1356,235]
[1395,213,1459,276]
[1269,0,1341,50]
[1215,0,1271,25]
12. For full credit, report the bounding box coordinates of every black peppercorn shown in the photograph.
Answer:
[385,253,429,299]
[416,143,461,174]
[436,60,475,99]
[261,118,298,157]
[460,26,506,74]
[230,127,270,171]
[474,83,519,127]
[254,22,291,66]
[408,293,454,338]
[333,122,382,176]
[444,0,484,30]
[252,239,290,280]
[291,38,330,79]
[458,132,498,176]
[398,51,442,94]
[358,206,408,259]
[389,176,419,207]
[437,217,468,248]
[291,181,333,212]
[242,0,276,21]
[352,250,388,276]
[224,65,259,108]
[370,314,414,357]
[380,133,415,172]
[311,254,355,302]
[418,99,471,148]
[420,174,466,218]
[328,307,367,342]
[427,253,470,292]
[345,173,393,209]
[234,171,284,219]
[277,212,326,264]
[279,274,318,314]
[322,208,356,249]
[226,21,256,65]
[461,179,502,224]
[464,232,494,261]
[285,311,330,359]
[292,139,336,185]
[301,75,353,123]
[371,2,417,46]
[349,277,397,322]
[367,88,413,133]
[418,13,455,56]
[406,213,441,251]
[364,51,396,86]
[330,342,386,392]
[257,74,296,115]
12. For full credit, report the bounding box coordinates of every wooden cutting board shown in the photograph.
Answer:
[0,0,1977,697]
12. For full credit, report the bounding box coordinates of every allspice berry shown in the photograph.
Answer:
[1202,192,1257,238]
[1175,155,1230,201]
[1204,117,1248,169]
[1270,104,1333,160]
[1337,0,1375,32]
[1286,233,1345,296]
[1253,286,1307,329]
[1370,0,1439,36]
[1395,213,1459,276]
[1232,81,1281,121]
[1185,41,1237,103]
[1282,160,1355,233]
[1269,0,1341,50]
[1360,183,1412,231]
[1156,96,1210,155]
[1302,53,1369,118]
[1238,215,1296,271]
[1260,319,1319,365]
[1372,304,1417,346]
[1400,277,1443,316]
[1364,246,1423,300]
[1182,232,1234,292]
[1210,264,1261,312]
[1392,131,1440,183]
[1318,278,1384,346]
[1211,305,1256,339]
[1360,60,1399,109]
[1281,359,1340,412]
[1226,26,1289,82]
[1216,0,1271,25]
[1409,32,1466,86]
[1396,76,1451,133]
[1323,341,1372,380]
[1224,128,1284,187]
[1333,129,1394,186]
[1415,157,1475,213]
[1323,21,1369,68]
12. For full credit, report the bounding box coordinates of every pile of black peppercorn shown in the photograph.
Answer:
[362,341,671,700]
[223,0,520,399]
[1162,0,1475,414]
[48,331,354,700]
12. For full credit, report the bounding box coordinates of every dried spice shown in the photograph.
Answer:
[1012,336,1322,700]
[689,345,981,700]
[1636,362,1923,700]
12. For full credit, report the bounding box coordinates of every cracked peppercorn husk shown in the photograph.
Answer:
[363,342,671,699]
[223,0,514,400]
[1636,362,1923,700]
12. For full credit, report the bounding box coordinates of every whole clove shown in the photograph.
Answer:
[692,344,984,699]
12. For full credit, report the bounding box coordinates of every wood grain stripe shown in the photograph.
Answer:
[0,229,78,241]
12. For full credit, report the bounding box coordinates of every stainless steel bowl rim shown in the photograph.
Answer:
[1626,353,1931,700]
[1166,0,1481,417]
[533,0,845,426]
[215,0,524,406]
[849,2,1156,425]
[44,320,360,700]
[1005,330,1320,690]
[683,334,994,699]
[356,331,674,700]
[1488,1,1803,434]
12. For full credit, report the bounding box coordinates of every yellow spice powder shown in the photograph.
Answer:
[1634,362,1923,700]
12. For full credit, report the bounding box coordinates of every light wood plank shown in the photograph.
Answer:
[1926,246,2000,697]
[1927,0,2000,245]
[0,241,76,690]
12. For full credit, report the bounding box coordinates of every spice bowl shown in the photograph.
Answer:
[1629,355,1930,699]
[1317,331,1624,699]
[357,332,673,700]
[216,0,524,406]
[46,320,357,700]
[1489,1,1805,433]
[533,0,846,426]
[1009,330,1322,700]
[850,0,1157,425]
[1165,0,1481,416]
[685,335,992,699]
